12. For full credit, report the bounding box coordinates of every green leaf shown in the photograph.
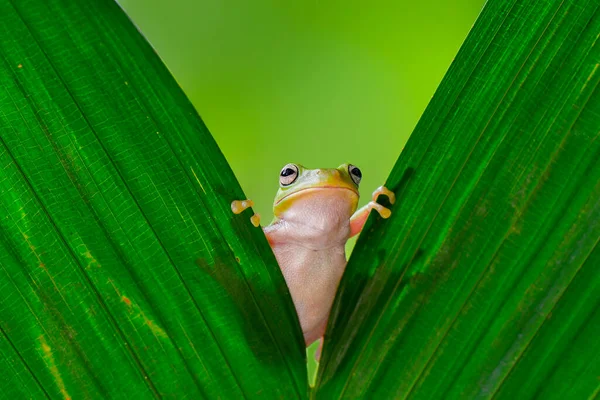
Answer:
[3,0,599,397]
[315,0,600,398]
[0,0,306,398]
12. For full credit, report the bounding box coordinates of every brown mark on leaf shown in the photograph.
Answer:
[195,250,289,363]
[110,283,167,339]
[121,295,132,307]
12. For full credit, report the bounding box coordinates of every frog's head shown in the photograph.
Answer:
[272,163,361,216]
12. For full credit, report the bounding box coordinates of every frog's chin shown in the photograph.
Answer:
[274,188,358,242]
[275,186,359,206]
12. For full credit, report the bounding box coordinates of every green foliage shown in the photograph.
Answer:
[0,0,304,398]
[316,0,600,398]
[1,0,598,400]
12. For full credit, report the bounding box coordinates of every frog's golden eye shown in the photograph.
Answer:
[280,163,299,186]
[348,164,362,185]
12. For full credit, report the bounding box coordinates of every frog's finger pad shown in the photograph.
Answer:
[231,199,254,214]
[250,214,261,227]
[372,202,392,219]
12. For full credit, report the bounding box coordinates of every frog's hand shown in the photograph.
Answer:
[349,186,395,237]
[231,199,261,227]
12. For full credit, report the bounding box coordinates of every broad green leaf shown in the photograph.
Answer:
[0,0,306,398]
[316,0,600,398]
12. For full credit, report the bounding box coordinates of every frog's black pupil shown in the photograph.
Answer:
[352,167,362,178]
[281,168,295,177]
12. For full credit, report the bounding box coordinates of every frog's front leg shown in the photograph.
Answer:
[349,186,395,237]
[231,199,261,227]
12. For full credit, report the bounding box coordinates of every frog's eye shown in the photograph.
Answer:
[348,164,362,185]
[280,164,299,186]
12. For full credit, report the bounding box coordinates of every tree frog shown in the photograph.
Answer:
[231,163,395,352]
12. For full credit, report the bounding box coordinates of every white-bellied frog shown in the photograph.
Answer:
[231,163,395,355]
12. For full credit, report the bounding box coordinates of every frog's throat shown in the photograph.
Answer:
[275,186,359,206]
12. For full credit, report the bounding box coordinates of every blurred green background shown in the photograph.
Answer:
[118,0,485,380]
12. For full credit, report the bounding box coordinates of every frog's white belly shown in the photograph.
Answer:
[263,189,356,345]
[271,241,347,345]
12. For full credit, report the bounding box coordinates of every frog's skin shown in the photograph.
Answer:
[232,163,394,351]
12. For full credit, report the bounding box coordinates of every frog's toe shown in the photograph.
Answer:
[371,202,392,219]
[231,199,261,227]
[231,199,254,214]
[372,186,396,204]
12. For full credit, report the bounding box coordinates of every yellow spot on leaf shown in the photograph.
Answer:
[580,63,599,95]
[39,335,71,400]
[144,319,168,339]
[82,248,100,269]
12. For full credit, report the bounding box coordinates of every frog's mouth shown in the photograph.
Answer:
[275,186,359,206]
